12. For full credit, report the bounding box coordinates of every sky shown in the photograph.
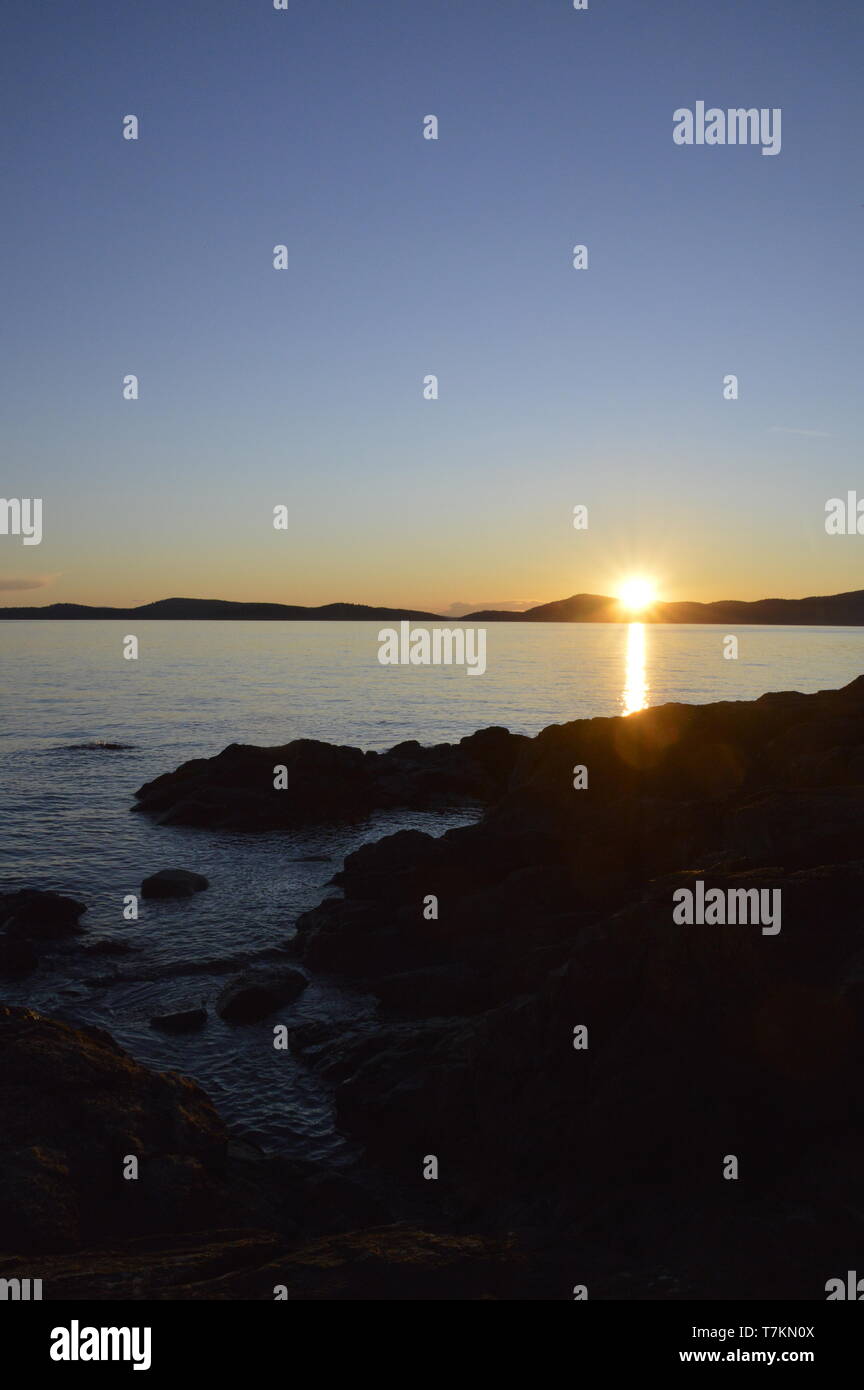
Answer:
[1,0,862,611]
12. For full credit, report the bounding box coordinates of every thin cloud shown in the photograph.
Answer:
[447,599,539,616]
[0,574,58,592]
[768,426,832,438]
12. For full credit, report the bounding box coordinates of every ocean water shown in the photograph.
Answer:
[2,619,863,1159]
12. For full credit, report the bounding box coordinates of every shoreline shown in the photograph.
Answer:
[4,676,864,1297]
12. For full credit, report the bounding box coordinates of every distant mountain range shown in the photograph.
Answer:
[0,598,443,622]
[5,590,864,623]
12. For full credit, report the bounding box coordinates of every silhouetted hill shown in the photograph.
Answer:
[5,589,864,623]
[470,593,618,621]
[0,597,444,621]
[464,588,864,624]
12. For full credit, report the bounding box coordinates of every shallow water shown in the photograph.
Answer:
[2,619,862,1156]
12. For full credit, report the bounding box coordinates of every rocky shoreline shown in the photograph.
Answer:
[131,726,528,829]
[4,677,864,1298]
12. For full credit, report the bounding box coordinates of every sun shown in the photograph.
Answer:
[617,576,658,613]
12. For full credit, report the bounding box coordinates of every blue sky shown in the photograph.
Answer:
[1,0,862,609]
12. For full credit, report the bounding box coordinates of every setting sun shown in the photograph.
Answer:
[618,576,658,613]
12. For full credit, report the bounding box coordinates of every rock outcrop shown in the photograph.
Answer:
[132,727,528,829]
[0,1006,238,1253]
[10,677,864,1298]
[0,1227,525,1300]
[0,1005,504,1299]
[283,676,864,1298]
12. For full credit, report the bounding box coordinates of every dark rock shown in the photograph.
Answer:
[141,869,209,898]
[0,1226,522,1300]
[281,675,864,1296]
[293,825,593,988]
[216,966,309,1022]
[371,965,488,1018]
[0,1006,234,1252]
[0,889,87,940]
[132,728,529,830]
[0,1008,536,1298]
[149,1008,208,1034]
[0,936,39,976]
[77,673,864,1296]
[255,1226,525,1300]
[724,787,864,868]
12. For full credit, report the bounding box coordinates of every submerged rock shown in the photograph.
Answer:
[149,1008,208,1034]
[66,741,135,751]
[141,869,209,898]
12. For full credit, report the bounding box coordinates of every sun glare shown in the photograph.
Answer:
[622,620,648,715]
[618,576,657,613]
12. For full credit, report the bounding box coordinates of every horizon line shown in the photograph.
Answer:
[5,587,864,624]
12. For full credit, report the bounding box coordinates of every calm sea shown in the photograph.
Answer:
[2,620,863,1158]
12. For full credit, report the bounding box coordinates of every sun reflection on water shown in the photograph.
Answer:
[622,621,649,715]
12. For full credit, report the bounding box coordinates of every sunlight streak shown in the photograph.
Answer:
[622,621,649,715]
